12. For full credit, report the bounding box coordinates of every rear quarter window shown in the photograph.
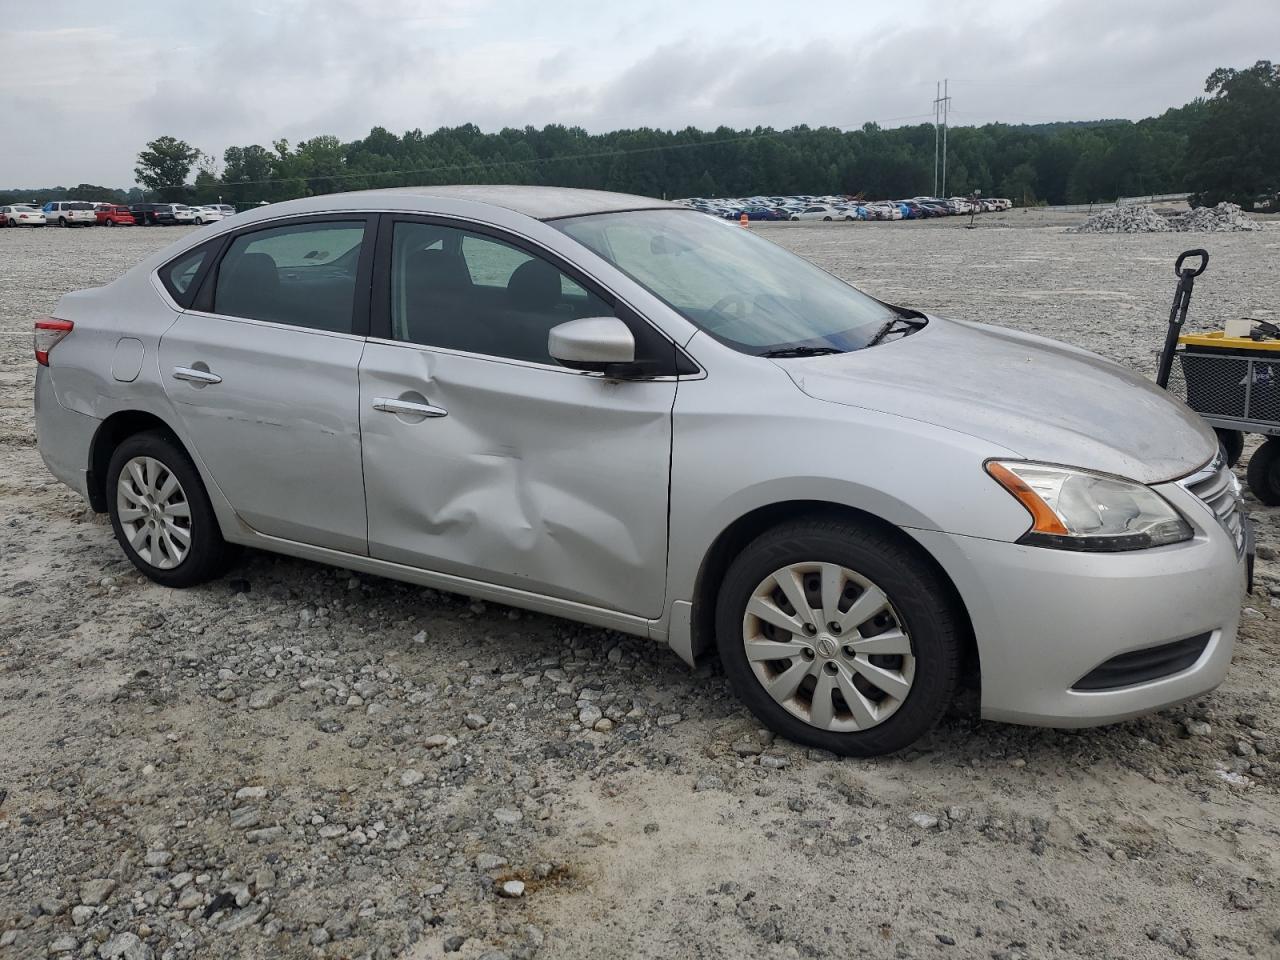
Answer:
[158,241,219,308]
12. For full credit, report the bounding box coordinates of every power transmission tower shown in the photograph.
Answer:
[936,81,947,198]
[941,78,951,197]
[932,80,952,197]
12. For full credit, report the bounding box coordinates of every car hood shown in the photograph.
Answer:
[780,315,1216,485]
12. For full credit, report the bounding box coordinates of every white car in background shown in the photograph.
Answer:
[789,205,839,221]
[43,201,96,227]
[865,202,903,221]
[191,206,226,225]
[169,204,198,224]
[1,204,46,226]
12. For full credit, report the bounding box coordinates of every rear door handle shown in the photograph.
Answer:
[172,366,222,385]
[372,397,448,418]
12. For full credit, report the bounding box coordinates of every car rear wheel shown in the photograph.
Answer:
[105,219,115,227]
[715,518,961,756]
[106,431,235,587]
[59,217,68,227]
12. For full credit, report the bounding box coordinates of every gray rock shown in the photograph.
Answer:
[578,704,603,726]
[1183,719,1212,737]
[48,935,78,954]
[498,879,526,898]
[245,826,284,843]
[476,853,509,872]
[464,713,489,730]
[79,879,116,906]
[694,774,724,792]
[99,932,153,960]
[248,687,279,709]
[383,827,411,851]
[910,812,939,830]
[493,807,523,826]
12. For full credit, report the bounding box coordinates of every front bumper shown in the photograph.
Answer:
[909,482,1245,727]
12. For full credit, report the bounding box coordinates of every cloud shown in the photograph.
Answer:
[0,0,1275,188]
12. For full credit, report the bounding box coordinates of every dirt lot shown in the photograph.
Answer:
[2,212,1279,960]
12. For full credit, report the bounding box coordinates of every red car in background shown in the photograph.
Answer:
[96,204,136,226]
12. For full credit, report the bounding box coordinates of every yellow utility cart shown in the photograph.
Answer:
[1157,250,1280,503]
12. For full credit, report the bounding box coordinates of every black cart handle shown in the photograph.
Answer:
[1174,249,1209,278]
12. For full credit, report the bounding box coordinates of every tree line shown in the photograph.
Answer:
[3,61,1275,211]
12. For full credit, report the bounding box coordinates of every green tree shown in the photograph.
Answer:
[134,136,202,200]
[1187,60,1280,208]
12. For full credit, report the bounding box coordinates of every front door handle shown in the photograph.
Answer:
[172,366,222,385]
[372,397,448,418]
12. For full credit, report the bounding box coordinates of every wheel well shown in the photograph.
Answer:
[86,411,182,512]
[689,500,979,682]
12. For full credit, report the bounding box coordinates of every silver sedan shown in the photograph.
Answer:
[32,186,1247,755]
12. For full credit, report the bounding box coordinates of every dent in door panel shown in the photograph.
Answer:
[361,347,672,614]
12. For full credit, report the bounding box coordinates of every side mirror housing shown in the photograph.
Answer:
[548,317,639,376]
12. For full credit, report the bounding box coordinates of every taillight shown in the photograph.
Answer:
[34,318,73,366]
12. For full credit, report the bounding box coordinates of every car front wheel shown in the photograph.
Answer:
[716,518,961,756]
[106,431,235,587]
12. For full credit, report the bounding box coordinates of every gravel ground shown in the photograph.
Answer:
[2,213,1280,960]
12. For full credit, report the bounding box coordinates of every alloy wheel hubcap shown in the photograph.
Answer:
[741,562,915,732]
[116,456,192,569]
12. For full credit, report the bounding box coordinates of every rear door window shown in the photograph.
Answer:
[212,220,368,333]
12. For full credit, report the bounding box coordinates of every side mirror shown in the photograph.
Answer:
[548,317,637,375]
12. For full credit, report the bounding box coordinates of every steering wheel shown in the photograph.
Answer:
[706,293,752,331]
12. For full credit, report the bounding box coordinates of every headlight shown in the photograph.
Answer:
[986,461,1192,552]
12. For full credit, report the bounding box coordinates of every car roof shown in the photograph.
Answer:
[233,185,679,222]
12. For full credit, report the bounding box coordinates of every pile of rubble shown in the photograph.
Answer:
[1067,205,1170,233]
[1068,201,1260,234]
[1171,202,1262,232]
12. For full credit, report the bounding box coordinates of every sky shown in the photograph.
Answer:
[1,0,1276,188]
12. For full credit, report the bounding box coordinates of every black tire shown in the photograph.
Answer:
[59,217,68,227]
[1216,428,1244,468]
[715,517,962,757]
[106,219,116,227]
[106,431,235,587]
[823,216,832,221]
[1247,438,1280,505]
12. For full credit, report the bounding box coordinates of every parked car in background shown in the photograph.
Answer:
[42,201,96,227]
[1,204,46,226]
[790,205,838,221]
[130,203,178,226]
[33,185,1247,757]
[170,204,197,224]
[96,204,136,227]
[191,206,226,225]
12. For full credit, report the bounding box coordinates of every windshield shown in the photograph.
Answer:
[555,209,900,354]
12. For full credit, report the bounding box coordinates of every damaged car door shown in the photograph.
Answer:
[358,217,678,617]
